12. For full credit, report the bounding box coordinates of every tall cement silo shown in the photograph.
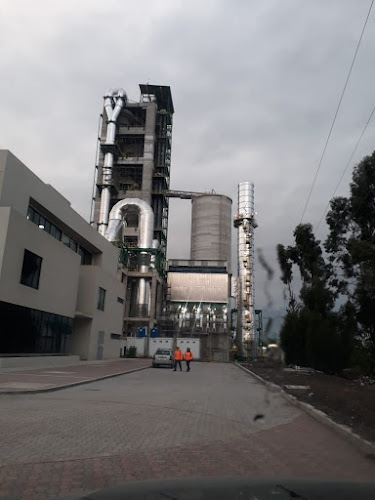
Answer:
[190,194,232,266]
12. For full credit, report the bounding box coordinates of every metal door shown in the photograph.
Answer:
[97,331,105,360]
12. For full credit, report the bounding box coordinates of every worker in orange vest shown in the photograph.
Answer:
[184,347,193,372]
[173,346,183,371]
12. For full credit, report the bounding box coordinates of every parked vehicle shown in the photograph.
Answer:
[152,348,174,368]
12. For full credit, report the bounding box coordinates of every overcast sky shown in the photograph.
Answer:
[1,0,375,327]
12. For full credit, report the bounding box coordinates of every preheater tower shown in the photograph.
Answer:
[91,85,174,336]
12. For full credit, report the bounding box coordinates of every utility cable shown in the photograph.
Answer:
[315,102,375,231]
[300,0,374,223]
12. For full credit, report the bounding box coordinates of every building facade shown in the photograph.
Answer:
[0,150,125,360]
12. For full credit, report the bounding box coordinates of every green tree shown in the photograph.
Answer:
[325,151,375,371]
[278,224,343,372]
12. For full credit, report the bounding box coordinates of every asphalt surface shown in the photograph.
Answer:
[0,362,374,499]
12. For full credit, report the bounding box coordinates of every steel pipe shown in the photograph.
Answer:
[98,88,127,235]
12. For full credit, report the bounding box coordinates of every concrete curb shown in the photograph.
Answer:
[0,365,150,396]
[235,362,375,457]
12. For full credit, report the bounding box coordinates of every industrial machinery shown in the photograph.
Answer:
[233,182,257,357]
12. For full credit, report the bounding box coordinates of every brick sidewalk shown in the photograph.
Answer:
[1,363,374,499]
[0,358,150,393]
[1,414,374,499]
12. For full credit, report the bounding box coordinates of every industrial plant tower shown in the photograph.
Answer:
[91,85,174,336]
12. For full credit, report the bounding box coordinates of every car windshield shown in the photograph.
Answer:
[2,2,375,499]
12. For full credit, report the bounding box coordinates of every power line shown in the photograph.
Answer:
[315,102,375,232]
[300,0,374,223]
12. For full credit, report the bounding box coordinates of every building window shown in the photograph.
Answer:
[27,205,91,263]
[20,250,42,289]
[97,287,106,311]
[78,246,92,265]
[0,301,72,354]
[110,333,121,340]
[117,297,124,304]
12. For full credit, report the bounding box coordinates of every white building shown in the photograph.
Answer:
[0,150,125,360]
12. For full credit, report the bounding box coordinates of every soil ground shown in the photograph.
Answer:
[240,359,375,444]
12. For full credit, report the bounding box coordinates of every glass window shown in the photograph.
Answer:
[44,220,51,233]
[38,216,46,229]
[27,206,35,221]
[20,249,42,289]
[117,297,124,304]
[69,238,78,252]
[32,211,40,226]
[50,224,57,238]
[61,234,70,247]
[97,287,106,311]
[78,246,92,265]
[55,228,62,241]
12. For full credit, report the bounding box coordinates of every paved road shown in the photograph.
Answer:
[0,363,374,499]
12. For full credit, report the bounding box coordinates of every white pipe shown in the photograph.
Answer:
[98,88,127,236]
[105,198,154,247]
[105,198,154,318]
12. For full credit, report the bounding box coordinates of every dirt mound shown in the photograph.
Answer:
[241,361,375,444]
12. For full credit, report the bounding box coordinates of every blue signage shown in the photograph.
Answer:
[150,327,159,338]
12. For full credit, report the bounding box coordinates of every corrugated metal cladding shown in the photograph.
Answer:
[190,195,232,263]
[168,272,229,303]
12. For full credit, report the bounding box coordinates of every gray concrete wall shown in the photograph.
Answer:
[0,208,80,317]
[75,265,125,360]
[0,207,10,277]
[71,318,92,360]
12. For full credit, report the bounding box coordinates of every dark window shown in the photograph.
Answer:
[69,238,78,252]
[78,246,92,265]
[50,224,57,238]
[38,216,46,229]
[110,333,121,339]
[97,287,106,311]
[20,250,42,289]
[55,227,62,241]
[32,210,40,225]
[0,301,72,354]
[61,234,70,247]
[117,297,124,304]
[27,206,35,221]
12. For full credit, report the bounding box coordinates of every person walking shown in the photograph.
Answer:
[173,346,183,371]
[184,347,193,372]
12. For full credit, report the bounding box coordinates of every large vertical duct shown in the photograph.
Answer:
[98,88,127,236]
[234,182,257,357]
[105,198,154,316]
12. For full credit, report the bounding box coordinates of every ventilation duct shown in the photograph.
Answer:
[105,198,154,317]
[98,88,127,236]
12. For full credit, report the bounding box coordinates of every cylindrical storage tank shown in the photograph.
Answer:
[190,194,232,264]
